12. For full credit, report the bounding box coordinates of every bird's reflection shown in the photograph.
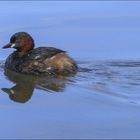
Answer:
[1,69,70,103]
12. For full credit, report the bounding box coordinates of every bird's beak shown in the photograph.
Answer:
[2,43,16,49]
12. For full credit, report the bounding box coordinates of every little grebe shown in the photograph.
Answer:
[2,32,78,76]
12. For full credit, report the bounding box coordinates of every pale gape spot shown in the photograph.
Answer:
[11,43,16,48]
[10,89,15,94]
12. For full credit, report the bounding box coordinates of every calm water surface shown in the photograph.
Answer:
[0,1,140,139]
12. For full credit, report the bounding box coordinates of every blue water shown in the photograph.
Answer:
[0,1,140,139]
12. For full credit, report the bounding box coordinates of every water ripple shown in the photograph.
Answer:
[76,60,140,104]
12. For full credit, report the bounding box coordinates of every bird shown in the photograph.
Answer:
[2,32,78,76]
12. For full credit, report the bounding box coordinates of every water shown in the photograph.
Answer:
[0,1,140,139]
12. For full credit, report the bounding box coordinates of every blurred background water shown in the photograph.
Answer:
[0,1,140,139]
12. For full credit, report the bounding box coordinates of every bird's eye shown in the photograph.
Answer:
[10,36,16,43]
